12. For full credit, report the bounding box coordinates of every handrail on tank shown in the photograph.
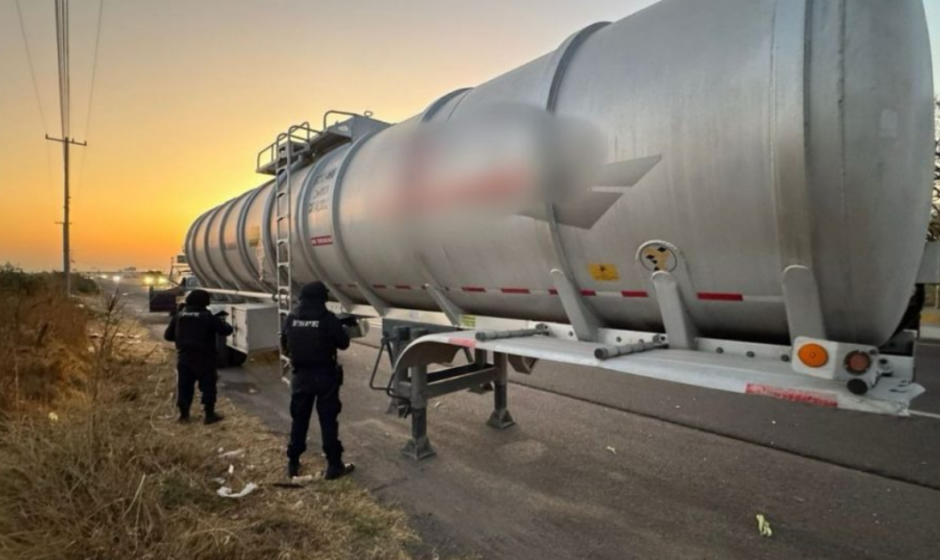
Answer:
[322,109,373,131]
[255,121,322,173]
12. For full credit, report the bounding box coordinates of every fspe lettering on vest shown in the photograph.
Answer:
[293,320,320,328]
[178,312,202,318]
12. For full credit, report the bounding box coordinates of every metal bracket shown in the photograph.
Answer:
[550,268,601,342]
[424,284,464,326]
[595,336,667,360]
[651,270,698,350]
[782,265,826,341]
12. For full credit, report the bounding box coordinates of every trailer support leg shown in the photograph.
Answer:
[402,361,436,460]
[386,326,410,414]
[487,352,515,429]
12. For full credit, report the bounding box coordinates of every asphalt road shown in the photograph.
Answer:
[114,280,940,559]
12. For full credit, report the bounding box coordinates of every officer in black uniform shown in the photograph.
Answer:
[164,289,233,424]
[281,281,355,480]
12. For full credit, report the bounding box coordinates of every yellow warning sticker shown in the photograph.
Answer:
[588,263,620,282]
[460,315,477,328]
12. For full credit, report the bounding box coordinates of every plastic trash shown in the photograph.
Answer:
[756,514,773,537]
[217,482,258,499]
[220,449,246,459]
[606,446,617,455]
[48,412,59,423]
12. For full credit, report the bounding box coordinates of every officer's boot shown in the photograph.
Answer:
[178,407,191,424]
[287,458,301,478]
[203,404,224,425]
[324,451,355,480]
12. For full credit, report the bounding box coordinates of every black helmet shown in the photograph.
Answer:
[299,281,328,303]
[185,289,211,308]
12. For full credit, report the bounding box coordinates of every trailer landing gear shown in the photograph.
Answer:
[370,323,516,461]
[487,353,515,430]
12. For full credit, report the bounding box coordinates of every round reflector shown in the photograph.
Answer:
[844,350,872,375]
[797,343,829,368]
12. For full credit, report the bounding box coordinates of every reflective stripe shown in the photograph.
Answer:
[698,292,744,302]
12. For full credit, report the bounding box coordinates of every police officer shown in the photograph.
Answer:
[281,281,355,480]
[164,289,233,424]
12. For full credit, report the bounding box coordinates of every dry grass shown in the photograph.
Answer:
[0,270,418,560]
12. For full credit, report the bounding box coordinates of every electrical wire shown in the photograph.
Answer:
[83,0,103,141]
[14,0,49,133]
[76,0,105,202]
[54,0,70,138]
[65,0,71,137]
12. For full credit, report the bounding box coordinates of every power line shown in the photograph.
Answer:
[83,0,104,141]
[14,0,49,132]
[76,0,105,202]
[54,0,70,137]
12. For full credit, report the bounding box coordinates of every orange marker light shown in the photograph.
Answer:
[797,343,829,368]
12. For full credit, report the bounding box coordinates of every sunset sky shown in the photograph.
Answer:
[2,0,940,272]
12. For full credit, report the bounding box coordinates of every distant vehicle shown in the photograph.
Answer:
[148,253,199,314]
[140,270,169,287]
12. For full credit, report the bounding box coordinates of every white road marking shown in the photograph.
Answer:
[910,410,940,421]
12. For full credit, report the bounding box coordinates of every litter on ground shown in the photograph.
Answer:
[756,514,773,537]
[217,482,258,499]
[220,449,246,459]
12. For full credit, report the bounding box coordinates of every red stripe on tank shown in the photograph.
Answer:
[461,286,486,293]
[698,292,744,301]
[580,289,597,297]
[621,290,648,298]
[500,288,531,294]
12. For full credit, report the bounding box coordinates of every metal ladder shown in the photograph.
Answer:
[271,123,318,377]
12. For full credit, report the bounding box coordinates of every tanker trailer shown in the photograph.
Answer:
[185,0,938,448]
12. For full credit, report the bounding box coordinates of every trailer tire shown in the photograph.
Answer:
[895,284,926,335]
[228,350,248,367]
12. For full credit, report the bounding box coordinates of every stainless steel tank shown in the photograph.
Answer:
[186,0,934,347]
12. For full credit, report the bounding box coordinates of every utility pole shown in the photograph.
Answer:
[48,0,86,296]
[46,134,86,296]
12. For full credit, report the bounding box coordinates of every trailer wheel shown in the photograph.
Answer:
[228,350,248,367]
[895,284,926,334]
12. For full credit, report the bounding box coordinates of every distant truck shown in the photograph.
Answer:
[148,253,198,314]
